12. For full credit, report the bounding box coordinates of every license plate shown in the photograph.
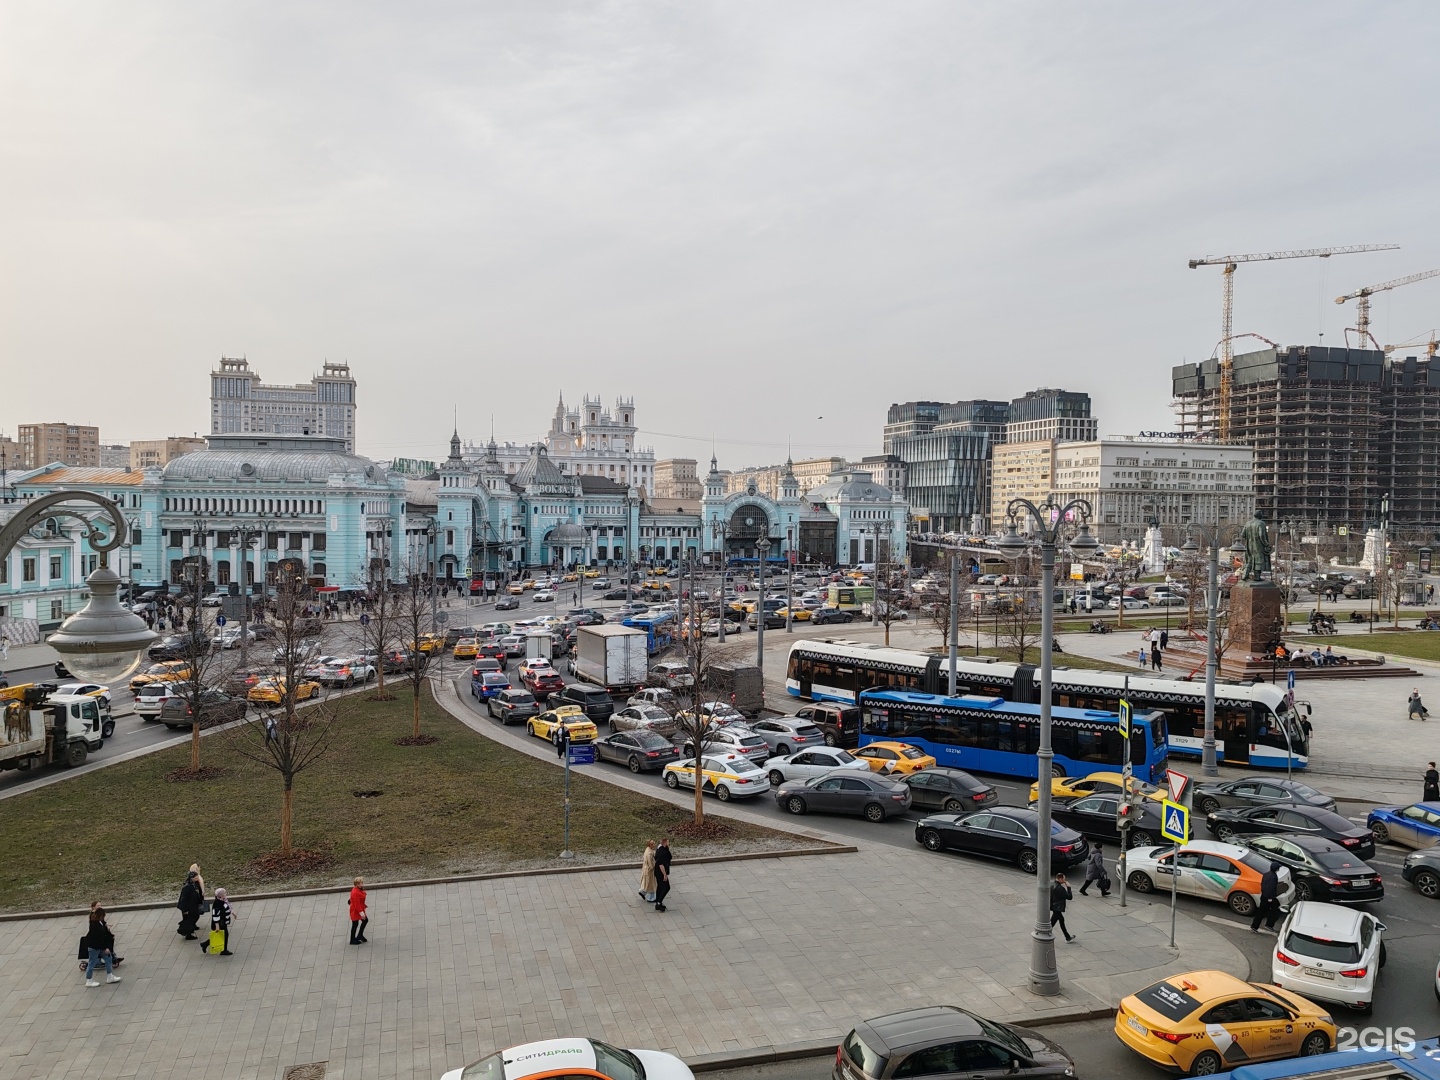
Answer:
[1302,967,1335,980]
[1352,879,1372,888]
[1127,1016,1148,1035]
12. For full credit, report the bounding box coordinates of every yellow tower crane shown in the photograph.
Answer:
[1189,244,1399,440]
[1384,331,1440,360]
[1335,268,1440,351]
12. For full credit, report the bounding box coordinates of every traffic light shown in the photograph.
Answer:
[1116,801,1135,828]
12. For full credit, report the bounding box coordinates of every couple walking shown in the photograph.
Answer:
[176,862,237,955]
[638,839,672,912]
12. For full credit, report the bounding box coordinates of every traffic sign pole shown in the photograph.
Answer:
[1118,689,1132,909]
[1161,798,1190,948]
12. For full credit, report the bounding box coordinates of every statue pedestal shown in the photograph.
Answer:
[1228,582,1284,655]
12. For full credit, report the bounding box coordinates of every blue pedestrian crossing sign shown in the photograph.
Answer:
[1118,699,1131,739]
[1161,799,1190,844]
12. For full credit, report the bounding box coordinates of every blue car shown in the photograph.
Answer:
[471,671,512,700]
[1368,801,1440,849]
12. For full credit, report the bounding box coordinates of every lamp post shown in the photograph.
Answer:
[426,521,439,633]
[0,491,158,681]
[994,497,1099,998]
[711,520,731,643]
[786,526,795,633]
[1181,524,1247,778]
[229,527,261,667]
[756,537,770,672]
[868,525,879,627]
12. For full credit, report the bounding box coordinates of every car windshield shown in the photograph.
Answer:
[899,746,927,759]
[738,736,766,747]
[1289,783,1324,800]
[1241,852,1273,875]
[1314,850,1366,871]
[1284,930,1361,964]
[730,759,763,774]
[501,692,531,704]
[973,1016,1029,1059]
[590,1041,644,1080]
[459,1052,503,1080]
[832,751,857,764]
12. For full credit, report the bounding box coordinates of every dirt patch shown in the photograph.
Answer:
[393,734,440,746]
[244,849,335,880]
[671,818,741,841]
[164,766,226,783]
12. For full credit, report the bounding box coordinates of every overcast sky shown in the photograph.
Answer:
[4,2,1439,468]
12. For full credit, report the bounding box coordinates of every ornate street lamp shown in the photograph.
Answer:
[994,497,1098,998]
[0,492,158,682]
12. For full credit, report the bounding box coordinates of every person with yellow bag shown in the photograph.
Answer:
[204,888,236,956]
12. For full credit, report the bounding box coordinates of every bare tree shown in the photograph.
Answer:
[1173,548,1208,629]
[223,567,345,857]
[870,540,906,646]
[166,547,241,776]
[353,541,399,699]
[673,564,743,825]
[394,561,438,742]
[997,602,1043,665]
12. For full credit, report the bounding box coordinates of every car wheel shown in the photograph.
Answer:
[1049,763,1066,778]
[921,828,943,851]
[1017,848,1039,874]
[664,772,680,789]
[65,742,87,768]
[1198,797,1221,814]
[942,798,964,812]
[1214,824,1237,842]
[769,770,785,787]
[1129,829,1155,848]
[1300,1033,1329,1057]
[1414,869,1440,898]
[775,743,791,756]
[823,732,838,747]
[1293,880,1314,903]
[1371,822,1390,844]
[1128,870,1154,893]
[345,676,355,688]
[715,785,731,802]
[864,803,885,823]
[1379,941,1388,967]
[1228,891,1256,916]
[527,722,537,738]
[625,755,644,774]
[785,795,806,815]
[101,719,115,739]
[1189,1050,1224,1076]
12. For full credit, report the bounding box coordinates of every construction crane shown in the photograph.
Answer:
[1189,244,1399,440]
[1384,331,1440,360]
[1336,269,1440,350]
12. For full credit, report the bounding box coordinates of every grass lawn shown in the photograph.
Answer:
[0,689,803,914]
[1291,630,1440,663]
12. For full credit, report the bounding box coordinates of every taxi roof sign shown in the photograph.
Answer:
[1161,799,1190,844]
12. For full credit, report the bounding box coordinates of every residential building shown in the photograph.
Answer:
[17,422,101,468]
[130,437,206,470]
[1050,437,1255,545]
[463,395,655,497]
[990,440,1059,527]
[653,458,700,500]
[99,444,130,469]
[859,454,906,497]
[725,456,848,499]
[0,435,17,473]
[210,357,358,453]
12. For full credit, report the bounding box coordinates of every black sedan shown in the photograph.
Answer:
[775,772,912,821]
[1049,793,1167,849]
[494,596,520,611]
[1242,834,1384,904]
[1206,803,1375,858]
[914,807,1089,874]
[1402,848,1440,899]
[594,730,682,773]
[899,767,997,812]
[1194,777,1336,814]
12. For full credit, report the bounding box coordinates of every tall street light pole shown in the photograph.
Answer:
[756,537,770,671]
[711,520,729,644]
[995,498,1098,998]
[1181,525,1246,777]
[786,526,795,633]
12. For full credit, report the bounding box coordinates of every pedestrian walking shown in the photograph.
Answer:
[1137,646,1147,669]
[1150,645,1163,672]
[1078,843,1110,897]
[1049,873,1074,942]
[1159,628,1169,650]
[176,870,204,939]
[1425,762,1440,803]
[1250,862,1282,933]
[0,633,9,661]
[1409,689,1430,721]
[553,724,570,759]
[638,840,657,903]
[348,877,369,944]
[82,905,122,986]
[205,888,235,955]
[653,837,672,912]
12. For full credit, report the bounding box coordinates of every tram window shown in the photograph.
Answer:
[953,716,978,746]
[976,719,999,750]
[996,720,1016,753]
[1051,726,1075,759]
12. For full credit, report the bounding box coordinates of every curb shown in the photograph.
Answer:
[685,1007,1115,1072]
[0,844,857,923]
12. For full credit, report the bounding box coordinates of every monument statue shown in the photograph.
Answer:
[1240,511,1272,582]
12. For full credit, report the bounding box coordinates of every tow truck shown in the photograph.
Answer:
[0,683,108,770]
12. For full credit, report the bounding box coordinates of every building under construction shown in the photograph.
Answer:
[1173,344,1440,534]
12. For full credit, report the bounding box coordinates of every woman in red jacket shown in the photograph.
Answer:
[348,877,368,945]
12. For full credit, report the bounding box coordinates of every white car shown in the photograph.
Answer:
[682,724,769,763]
[54,682,112,708]
[763,748,871,787]
[662,753,771,801]
[1273,901,1386,1012]
[628,686,679,714]
[1109,597,1150,610]
[442,1037,696,1080]
[133,683,181,718]
[212,626,255,649]
[310,657,376,688]
[533,589,556,603]
[1124,839,1294,917]
[749,717,828,755]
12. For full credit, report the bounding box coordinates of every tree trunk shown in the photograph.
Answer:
[190,722,201,771]
[280,778,294,857]
[412,691,421,738]
[376,665,386,693]
[693,769,704,825]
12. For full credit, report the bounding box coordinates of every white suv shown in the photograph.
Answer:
[1272,901,1386,1012]
[134,683,181,719]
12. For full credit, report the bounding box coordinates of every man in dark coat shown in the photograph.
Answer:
[1251,862,1282,932]
[1424,762,1440,803]
[653,837,673,912]
[1049,873,1074,942]
[176,871,204,939]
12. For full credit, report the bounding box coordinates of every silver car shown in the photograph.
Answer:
[133,682,180,718]
[487,688,541,724]
[628,687,680,714]
[684,724,770,763]
[764,747,872,787]
[610,704,678,738]
[748,717,828,755]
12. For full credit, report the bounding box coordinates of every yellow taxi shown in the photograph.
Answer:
[661,751,770,801]
[506,582,525,595]
[130,661,193,692]
[247,677,322,705]
[581,568,599,578]
[774,606,812,622]
[559,571,577,582]
[522,579,538,590]
[452,638,479,659]
[851,741,935,775]
[527,705,598,744]
[651,567,668,577]
[412,633,444,655]
[1029,770,1167,804]
[1114,969,1335,1076]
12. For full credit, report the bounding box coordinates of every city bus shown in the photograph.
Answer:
[825,584,875,611]
[786,639,1308,770]
[858,689,1170,783]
